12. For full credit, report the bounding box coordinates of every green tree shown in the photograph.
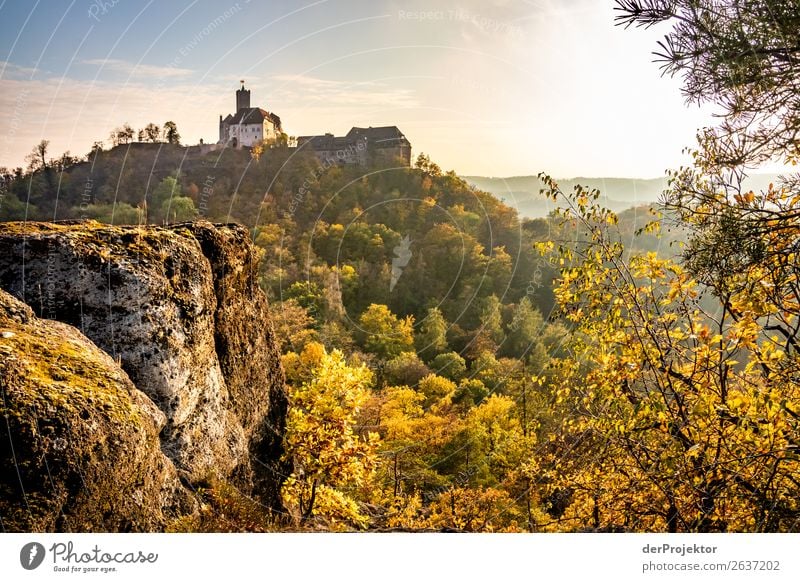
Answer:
[470,352,503,392]
[83,202,140,224]
[465,394,527,485]
[110,123,134,146]
[358,304,415,360]
[0,193,32,221]
[415,306,449,359]
[453,378,489,408]
[503,296,544,359]
[474,295,504,354]
[148,176,182,223]
[87,141,104,160]
[163,121,180,144]
[161,196,197,223]
[284,281,325,324]
[430,351,466,382]
[415,152,442,176]
[24,139,49,172]
[143,122,161,142]
[418,374,456,409]
[384,351,431,387]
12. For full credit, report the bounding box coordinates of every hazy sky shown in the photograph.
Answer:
[0,0,713,177]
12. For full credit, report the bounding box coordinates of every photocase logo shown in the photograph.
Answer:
[526,257,547,295]
[390,234,413,292]
[20,542,46,570]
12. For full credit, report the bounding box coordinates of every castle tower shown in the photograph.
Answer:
[236,80,250,111]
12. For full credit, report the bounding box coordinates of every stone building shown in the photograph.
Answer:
[297,126,412,167]
[218,82,282,148]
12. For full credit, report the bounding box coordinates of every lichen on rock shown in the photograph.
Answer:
[0,220,288,525]
[181,222,288,508]
[0,289,191,531]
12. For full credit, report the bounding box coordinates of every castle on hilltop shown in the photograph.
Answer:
[297,126,412,167]
[218,82,283,148]
[216,83,411,167]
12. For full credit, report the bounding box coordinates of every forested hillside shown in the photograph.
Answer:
[1,137,683,530]
[6,0,800,531]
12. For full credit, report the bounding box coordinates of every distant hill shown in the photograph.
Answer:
[462,173,785,219]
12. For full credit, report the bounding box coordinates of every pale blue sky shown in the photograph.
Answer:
[0,0,711,177]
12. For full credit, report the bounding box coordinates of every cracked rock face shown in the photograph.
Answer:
[186,223,288,508]
[0,221,288,508]
[0,289,192,531]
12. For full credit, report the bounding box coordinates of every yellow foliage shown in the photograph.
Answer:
[281,346,378,529]
[537,175,800,532]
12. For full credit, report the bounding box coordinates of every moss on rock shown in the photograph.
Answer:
[0,290,191,531]
[0,220,288,518]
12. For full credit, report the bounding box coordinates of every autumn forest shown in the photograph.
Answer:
[3,0,800,533]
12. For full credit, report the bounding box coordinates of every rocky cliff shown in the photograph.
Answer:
[0,289,192,531]
[0,221,288,531]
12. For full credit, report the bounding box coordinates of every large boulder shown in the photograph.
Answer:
[185,223,288,508]
[0,289,191,531]
[0,221,288,505]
